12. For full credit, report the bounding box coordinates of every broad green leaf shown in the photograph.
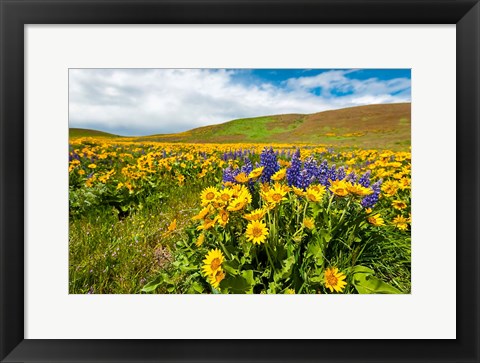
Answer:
[241,270,255,286]
[351,265,401,294]
[190,281,205,294]
[353,274,401,294]
[351,265,374,275]
[220,270,254,294]
[309,274,324,284]
[223,260,240,276]
[141,274,163,293]
[274,255,295,281]
[306,241,323,265]
[311,204,323,218]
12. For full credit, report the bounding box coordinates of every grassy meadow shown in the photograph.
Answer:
[69,103,411,294]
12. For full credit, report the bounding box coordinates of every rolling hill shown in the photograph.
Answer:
[70,103,411,150]
[69,128,121,138]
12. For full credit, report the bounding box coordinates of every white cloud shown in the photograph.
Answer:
[69,69,410,136]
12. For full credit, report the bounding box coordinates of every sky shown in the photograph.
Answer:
[69,68,411,136]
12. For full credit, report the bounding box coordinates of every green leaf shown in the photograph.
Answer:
[274,255,295,281]
[292,234,303,243]
[351,265,374,274]
[267,281,282,294]
[306,241,323,265]
[309,274,324,284]
[311,204,323,218]
[141,274,163,293]
[220,270,254,293]
[351,265,401,294]
[190,281,205,294]
[223,260,240,276]
[242,270,255,286]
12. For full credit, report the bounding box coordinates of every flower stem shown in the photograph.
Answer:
[218,232,231,259]
[265,243,276,273]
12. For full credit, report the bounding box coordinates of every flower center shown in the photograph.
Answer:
[307,192,316,201]
[252,226,263,237]
[215,270,225,282]
[272,193,283,202]
[206,192,215,200]
[326,274,338,286]
[210,258,221,271]
[221,194,230,201]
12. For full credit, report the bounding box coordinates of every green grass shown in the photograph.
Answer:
[69,128,121,138]
[398,117,410,126]
[69,180,204,294]
[212,116,304,141]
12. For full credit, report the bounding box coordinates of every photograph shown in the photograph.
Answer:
[69,68,412,294]
[2,0,478,360]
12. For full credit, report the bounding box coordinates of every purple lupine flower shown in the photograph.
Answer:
[240,158,255,192]
[336,166,346,181]
[346,172,357,183]
[296,169,313,190]
[70,151,80,162]
[303,156,318,182]
[286,149,301,186]
[361,179,382,208]
[241,158,253,175]
[327,165,337,182]
[317,160,329,186]
[318,160,328,174]
[260,147,280,183]
[358,171,371,187]
[222,166,239,184]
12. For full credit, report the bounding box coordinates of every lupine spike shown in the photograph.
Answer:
[260,147,280,183]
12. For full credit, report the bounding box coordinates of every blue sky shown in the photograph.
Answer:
[69,68,411,136]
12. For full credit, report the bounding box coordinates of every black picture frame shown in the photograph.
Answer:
[1,1,479,362]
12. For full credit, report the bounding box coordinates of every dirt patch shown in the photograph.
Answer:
[154,245,173,269]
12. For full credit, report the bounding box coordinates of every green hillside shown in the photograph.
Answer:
[70,103,411,150]
[69,128,121,138]
[139,103,411,149]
